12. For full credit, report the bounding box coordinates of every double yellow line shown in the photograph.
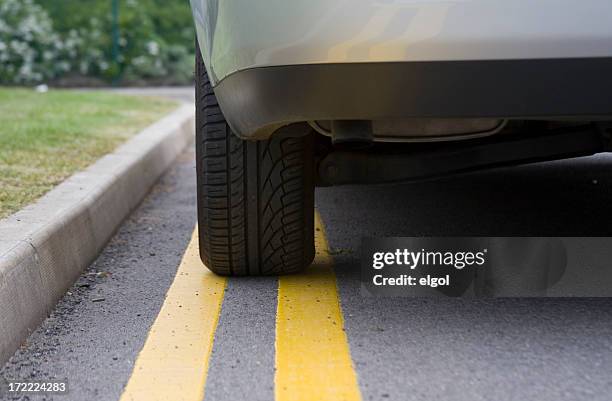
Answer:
[119,213,361,401]
[119,227,224,401]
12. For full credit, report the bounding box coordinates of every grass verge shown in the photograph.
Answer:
[0,88,178,219]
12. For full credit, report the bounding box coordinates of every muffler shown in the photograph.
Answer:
[330,120,374,149]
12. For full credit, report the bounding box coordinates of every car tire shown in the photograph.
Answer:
[195,50,315,276]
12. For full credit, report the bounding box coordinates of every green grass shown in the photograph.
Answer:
[0,88,178,219]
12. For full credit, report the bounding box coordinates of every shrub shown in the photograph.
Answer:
[0,0,194,85]
[36,0,195,84]
[0,0,77,84]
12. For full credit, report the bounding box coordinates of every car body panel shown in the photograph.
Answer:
[190,0,612,86]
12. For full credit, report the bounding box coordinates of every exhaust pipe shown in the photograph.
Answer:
[331,120,374,149]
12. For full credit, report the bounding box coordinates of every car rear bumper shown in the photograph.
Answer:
[192,0,612,86]
[214,58,612,139]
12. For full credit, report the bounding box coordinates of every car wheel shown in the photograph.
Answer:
[195,49,315,276]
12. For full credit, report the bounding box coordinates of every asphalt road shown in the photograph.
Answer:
[1,99,612,400]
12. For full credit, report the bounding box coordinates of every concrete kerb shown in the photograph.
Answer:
[0,103,195,365]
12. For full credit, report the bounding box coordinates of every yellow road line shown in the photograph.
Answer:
[275,212,362,401]
[119,227,226,401]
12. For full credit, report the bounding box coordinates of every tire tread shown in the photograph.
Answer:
[195,49,314,276]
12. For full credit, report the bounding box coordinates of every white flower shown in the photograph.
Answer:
[131,56,147,66]
[146,41,159,56]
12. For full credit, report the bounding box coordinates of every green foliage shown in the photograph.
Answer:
[0,0,194,85]
[0,0,75,83]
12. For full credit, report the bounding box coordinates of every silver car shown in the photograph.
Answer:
[189,0,612,275]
